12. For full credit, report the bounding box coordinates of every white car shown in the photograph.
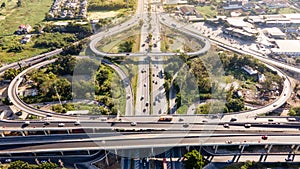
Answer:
[130,122,137,126]
[58,123,65,127]
[74,121,80,126]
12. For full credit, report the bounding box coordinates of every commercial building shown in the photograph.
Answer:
[271,40,300,56]
[263,27,286,39]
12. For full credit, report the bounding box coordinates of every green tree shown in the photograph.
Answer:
[17,0,22,7]
[36,162,57,169]
[4,68,20,80]
[289,107,300,116]
[1,2,6,8]
[184,150,204,169]
[8,160,31,169]
[226,98,244,112]
[49,55,77,76]
[118,40,134,52]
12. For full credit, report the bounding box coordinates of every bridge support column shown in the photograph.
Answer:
[295,145,300,152]
[186,146,190,151]
[263,154,268,162]
[208,156,214,162]
[87,150,90,155]
[258,154,264,162]
[214,145,218,153]
[291,153,295,161]
[151,147,154,156]
[267,145,273,153]
[115,149,118,161]
[240,145,246,153]
[43,130,48,135]
[232,155,237,162]
[21,131,25,136]
[66,129,70,134]
[105,152,109,166]
[1,133,4,137]
[235,154,241,162]
[60,151,64,156]
[92,128,95,133]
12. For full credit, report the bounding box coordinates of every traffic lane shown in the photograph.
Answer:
[3,135,300,153]
[3,120,300,131]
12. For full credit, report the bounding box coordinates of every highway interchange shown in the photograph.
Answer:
[1,0,300,168]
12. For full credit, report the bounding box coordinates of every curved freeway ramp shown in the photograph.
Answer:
[8,58,134,119]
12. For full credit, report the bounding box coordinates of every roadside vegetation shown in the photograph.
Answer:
[18,56,124,115]
[163,45,283,114]
[160,25,203,53]
[0,0,52,36]
[88,0,137,28]
[97,25,141,53]
[222,160,300,169]
[183,149,208,169]
[0,0,92,64]
[0,22,91,64]
[1,160,58,169]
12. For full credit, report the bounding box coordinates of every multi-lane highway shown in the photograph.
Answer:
[136,0,151,115]
[150,2,167,115]
[2,131,300,153]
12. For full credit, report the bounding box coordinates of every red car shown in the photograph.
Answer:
[262,135,268,140]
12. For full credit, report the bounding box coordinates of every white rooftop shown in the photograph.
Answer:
[226,18,248,27]
[273,40,300,53]
[264,27,285,36]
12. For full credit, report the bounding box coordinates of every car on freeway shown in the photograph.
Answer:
[130,122,137,126]
[46,113,52,117]
[225,140,232,144]
[227,160,232,163]
[15,111,22,116]
[140,95,144,100]
[244,123,251,128]
[261,135,268,140]
[153,44,157,48]
[126,53,130,56]
[74,121,80,126]
[58,123,65,127]
[127,94,131,99]
[183,123,189,128]
[230,117,237,122]
[223,123,229,128]
[145,101,149,106]
[144,83,147,87]
[202,120,208,123]
[141,68,146,73]
[5,159,12,163]
[44,121,50,126]
[179,118,184,122]
[141,44,145,47]
[143,108,146,112]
